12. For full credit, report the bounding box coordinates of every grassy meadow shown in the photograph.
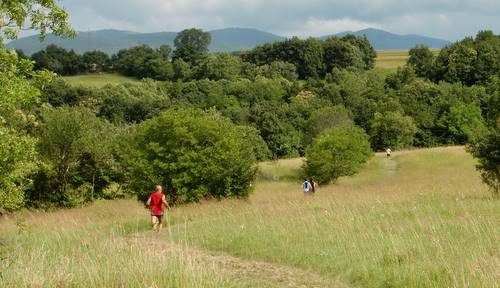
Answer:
[61,73,138,87]
[375,49,440,74]
[1,147,498,287]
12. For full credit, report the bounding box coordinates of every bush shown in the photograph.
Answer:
[304,106,354,147]
[34,106,118,206]
[467,120,500,196]
[0,127,38,212]
[125,109,258,204]
[437,102,487,144]
[370,111,417,150]
[304,126,373,184]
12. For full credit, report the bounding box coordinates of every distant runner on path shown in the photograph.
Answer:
[146,185,169,232]
[386,148,392,157]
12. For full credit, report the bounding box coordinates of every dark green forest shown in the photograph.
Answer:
[2,21,500,211]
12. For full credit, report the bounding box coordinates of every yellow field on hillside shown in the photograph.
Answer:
[62,73,138,87]
[375,49,441,72]
[1,147,498,287]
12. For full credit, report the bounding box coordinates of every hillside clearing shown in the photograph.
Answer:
[61,73,138,87]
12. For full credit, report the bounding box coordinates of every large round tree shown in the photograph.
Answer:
[304,125,373,184]
[125,109,257,203]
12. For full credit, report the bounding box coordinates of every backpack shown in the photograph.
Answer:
[303,181,310,192]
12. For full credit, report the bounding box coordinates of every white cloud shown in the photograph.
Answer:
[57,0,500,40]
[282,18,381,38]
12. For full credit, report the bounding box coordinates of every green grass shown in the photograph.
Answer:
[1,147,498,287]
[62,73,138,87]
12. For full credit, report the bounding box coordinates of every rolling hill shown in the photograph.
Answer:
[6,27,450,55]
[6,28,285,55]
[325,28,451,50]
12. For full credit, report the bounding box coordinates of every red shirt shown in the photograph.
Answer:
[149,191,165,216]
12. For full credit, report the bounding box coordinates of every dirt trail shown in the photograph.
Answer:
[382,154,398,178]
[123,234,350,288]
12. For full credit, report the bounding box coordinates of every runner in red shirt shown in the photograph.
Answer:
[146,185,169,232]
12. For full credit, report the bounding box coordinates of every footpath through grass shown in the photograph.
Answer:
[0,147,498,287]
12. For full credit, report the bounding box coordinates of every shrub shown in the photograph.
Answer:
[437,102,487,144]
[304,126,373,184]
[467,120,500,196]
[370,111,417,150]
[0,127,38,212]
[304,106,354,147]
[125,109,258,204]
[34,106,118,206]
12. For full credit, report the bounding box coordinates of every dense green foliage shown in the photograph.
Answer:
[112,45,173,80]
[304,126,373,184]
[124,109,258,203]
[32,106,119,207]
[1,0,499,209]
[0,0,74,40]
[242,35,375,79]
[370,111,417,150]
[0,49,49,212]
[467,77,500,195]
[32,44,84,75]
[467,120,499,196]
[406,31,500,86]
[173,28,212,65]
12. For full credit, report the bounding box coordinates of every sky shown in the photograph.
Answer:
[58,0,500,41]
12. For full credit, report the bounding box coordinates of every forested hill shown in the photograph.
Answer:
[7,28,285,55]
[7,28,450,55]
[324,28,451,50]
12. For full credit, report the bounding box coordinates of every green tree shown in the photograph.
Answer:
[173,28,211,64]
[0,127,38,212]
[37,106,117,206]
[249,102,301,158]
[124,109,257,204]
[467,120,500,196]
[172,59,193,81]
[259,61,298,81]
[0,0,74,40]
[341,34,376,69]
[235,125,271,160]
[323,37,364,72]
[437,102,487,144]
[0,0,72,211]
[431,31,500,86]
[304,105,354,146]
[82,50,110,72]
[0,49,52,212]
[112,45,171,80]
[304,126,373,184]
[408,45,434,78]
[97,80,170,124]
[31,44,84,75]
[370,111,417,150]
[196,53,242,80]
[242,37,324,79]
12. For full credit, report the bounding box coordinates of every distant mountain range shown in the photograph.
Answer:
[6,28,451,55]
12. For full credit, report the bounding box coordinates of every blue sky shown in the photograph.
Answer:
[58,0,500,40]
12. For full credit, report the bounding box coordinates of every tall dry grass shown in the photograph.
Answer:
[165,147,499,287]
[1,146,498,287]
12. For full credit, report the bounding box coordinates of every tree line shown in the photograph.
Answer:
[24,29,375,81]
